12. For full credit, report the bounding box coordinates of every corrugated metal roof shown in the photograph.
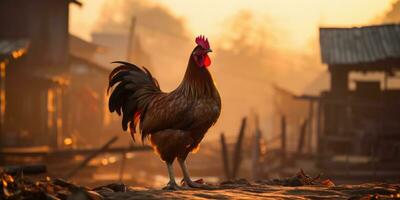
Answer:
[319,24,400,65]
[0,39,30,59]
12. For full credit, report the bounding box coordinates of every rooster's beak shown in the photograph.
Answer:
[207,49,213,53]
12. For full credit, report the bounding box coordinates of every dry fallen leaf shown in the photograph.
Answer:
[3,174,14,183]
[321,179,335,187]
[86,190,105,200]
[2,179,7,187]
[3,187,12,197]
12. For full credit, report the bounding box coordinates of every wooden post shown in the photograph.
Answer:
[297,119,308,153]
[118,150,127,182]
[220,133,230,180]
[383,72,388,90]
[280,116,286,165]
[251,115,261,180]
[316,100,323,166]
[64,136,118,179]
[231,117,247,179]
[307,101,314,153]
[126,16,137,62]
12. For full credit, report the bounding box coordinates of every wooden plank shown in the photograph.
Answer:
[231,117,247,179]
[307,101,314,152]
[297,119,308,153]
[3,164,46,175]
[220,133,231,180]
[251,115,261,180]
[280,116,286,165]
[316,101,324,166]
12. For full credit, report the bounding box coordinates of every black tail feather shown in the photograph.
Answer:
[108,61,161,140]
[108,61,143,93]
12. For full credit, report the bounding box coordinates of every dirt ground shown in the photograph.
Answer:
[1,171,399,200]
[102,182,399,200]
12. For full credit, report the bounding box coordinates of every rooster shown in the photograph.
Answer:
[108,35,221,190]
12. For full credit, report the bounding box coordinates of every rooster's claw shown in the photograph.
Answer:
[163,182,183,190]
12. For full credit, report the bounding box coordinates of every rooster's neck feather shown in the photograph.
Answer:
[175,55,216,98]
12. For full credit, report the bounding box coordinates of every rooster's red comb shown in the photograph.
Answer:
[195,35,210,49]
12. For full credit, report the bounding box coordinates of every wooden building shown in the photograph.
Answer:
[0,0,115,149]
[317,24,400,169]
[0,40,30,145]
[68,35,110,147]
[0,0,80,148]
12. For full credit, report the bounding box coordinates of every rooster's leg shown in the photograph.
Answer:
[178,158,213,189]
[163,163,182,190]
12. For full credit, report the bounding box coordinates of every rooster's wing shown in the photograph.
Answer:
[141,91,198,140]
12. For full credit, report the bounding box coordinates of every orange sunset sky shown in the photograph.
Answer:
[70,0,396,51]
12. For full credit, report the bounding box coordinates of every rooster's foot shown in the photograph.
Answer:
[163,181,183,190]
[183,179,215,190]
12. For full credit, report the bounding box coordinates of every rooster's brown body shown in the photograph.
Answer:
[108,37,220,189]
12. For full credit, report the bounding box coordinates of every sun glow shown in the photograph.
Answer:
[63,137,73,146]
[71,0,395,51]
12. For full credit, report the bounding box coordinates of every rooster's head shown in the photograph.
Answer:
[192,35,212,68]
